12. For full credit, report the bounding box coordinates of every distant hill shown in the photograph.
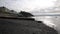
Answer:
[0,6,18,17]
[0,6,34,17]
[18,11,34,17]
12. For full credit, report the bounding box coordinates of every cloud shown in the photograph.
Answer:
[0,0,57,12]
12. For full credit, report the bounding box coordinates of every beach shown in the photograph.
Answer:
[0,17,58,34]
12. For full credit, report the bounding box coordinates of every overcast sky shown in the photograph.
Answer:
[0,0,57,12]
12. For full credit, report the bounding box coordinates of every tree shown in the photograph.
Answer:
[18,11,34,17]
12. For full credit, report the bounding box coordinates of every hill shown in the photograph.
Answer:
[0,6,18,17]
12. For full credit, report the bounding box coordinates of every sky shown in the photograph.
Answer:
[0,0,57,12]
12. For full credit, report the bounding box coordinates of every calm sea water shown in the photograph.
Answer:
[32,16,57,28]
[32,16,60,34]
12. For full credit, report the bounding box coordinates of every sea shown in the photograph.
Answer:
[32,16,58,28]
[32,16,60,34]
